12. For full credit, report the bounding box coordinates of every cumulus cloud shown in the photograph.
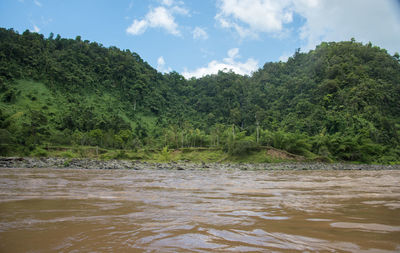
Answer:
[126,7,180,36]
[193,27,208,40]
[126,19,148,35]
[215,0,400,53]
[147,7,180,35]
[157,56,172,73]
[215,0,293,38]
[126,1,189,36]
[182,48,258,79]
[295,0,400,53]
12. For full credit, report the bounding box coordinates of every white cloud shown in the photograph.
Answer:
[148,7,180,35]
[294,0,400,53]
[215,0,293,38]
[278,52,292,62]
[215,0,400,53]
[126,1,189,36]
[157,56,172,73]
[227,48,239,58]
[33,0,42,7]
[182,48,259,79]
[126,19,148,35]
[161,0,174,6]
[193,27,208,40]
[171,5,189,16]
[157,56,166,69]
[126,7,180,36]
[30,25,40,33]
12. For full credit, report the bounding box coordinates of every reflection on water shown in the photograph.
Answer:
[0,168,399,252]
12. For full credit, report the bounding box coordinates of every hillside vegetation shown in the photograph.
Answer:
[1,28,399,163]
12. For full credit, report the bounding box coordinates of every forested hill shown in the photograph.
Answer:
[1,27,400,163]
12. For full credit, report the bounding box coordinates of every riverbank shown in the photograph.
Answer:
[1,157,400,171]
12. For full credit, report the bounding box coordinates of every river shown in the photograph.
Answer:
[0,167,399,252]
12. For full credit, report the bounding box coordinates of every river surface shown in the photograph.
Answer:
[0,167,399,252]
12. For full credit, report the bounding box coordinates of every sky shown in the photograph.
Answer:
[1,0,400,78]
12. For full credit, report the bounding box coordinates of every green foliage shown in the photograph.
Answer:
[113,150,129,160]
[31,147,48,157]
[228,139,259,156]
[0,27,399,163]
[60,151,77,158]
[63,159,71,167]
[0,128,14,144]
[160,146,171,162]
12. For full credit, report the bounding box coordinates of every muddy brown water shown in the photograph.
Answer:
[0,167,399,252]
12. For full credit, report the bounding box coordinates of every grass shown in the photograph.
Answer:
[1,80,64,133]
[155,148,227,163]
[28,144,300,164]
[43,145,108,158]
[5,142,394,164]
[13,80,60,113]
[1,80,158,132]
[227,150,290,163]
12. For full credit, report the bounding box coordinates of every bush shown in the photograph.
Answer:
[63,159,71,167]
[271,131,312,156]
[59,150,77,158]
[0,129,14,144]
[228,139,258,156]
[49,130,73,145]
[1,88,19,103]
[113,150,129,160]
[160,146,171,162]
[31,147,48,157]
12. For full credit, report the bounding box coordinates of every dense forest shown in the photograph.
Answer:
[1,28,399,163]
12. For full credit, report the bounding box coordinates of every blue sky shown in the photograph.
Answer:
[1,0,400,78]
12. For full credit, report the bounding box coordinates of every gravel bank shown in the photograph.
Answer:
[1,157,399,170]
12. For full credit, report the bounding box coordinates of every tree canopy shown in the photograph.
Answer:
[1,28,399,163]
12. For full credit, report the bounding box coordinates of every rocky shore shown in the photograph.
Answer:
[1,157,400,170]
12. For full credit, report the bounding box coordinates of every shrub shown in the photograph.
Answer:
[31,147,48,157]
[113,150,129,160]
[160,146,171,162]
[60,150,76,158]
[228,139,258,156]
